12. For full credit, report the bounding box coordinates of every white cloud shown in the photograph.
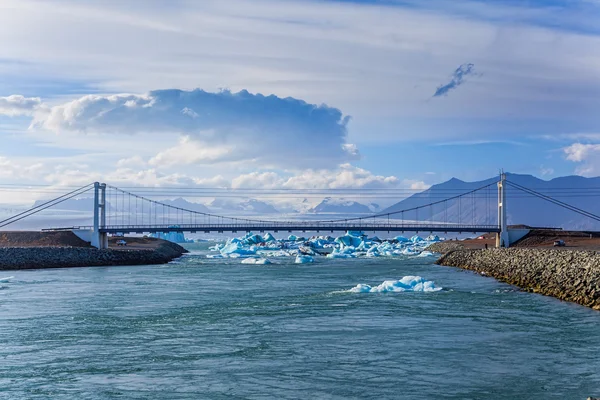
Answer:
[0,0,599,146]
[0,95,42,116]
[116,155,147,168]
[148,136,233,167]
[563,143,600,176]
[26,88,354,169]
[0,155,44,179]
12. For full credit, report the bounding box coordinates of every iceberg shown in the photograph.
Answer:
[410,235,424,243]
[263,233,276,242]
[151,227,192,243]
[206,230,443,262]
[220,241,256,257]
[347,276,442,293]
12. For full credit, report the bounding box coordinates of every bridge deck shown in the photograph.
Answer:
[45,224,501,234]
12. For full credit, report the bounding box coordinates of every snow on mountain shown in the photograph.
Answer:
[161,198,211,213]
[309,198,373,214]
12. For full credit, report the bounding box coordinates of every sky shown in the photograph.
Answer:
[1,0,600,206]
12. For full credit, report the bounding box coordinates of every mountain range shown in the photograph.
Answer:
[381,173,600,230]
[25,173,600,229]
[309,198,380,214]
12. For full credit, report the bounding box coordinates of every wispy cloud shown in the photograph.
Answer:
[433,63,477,97]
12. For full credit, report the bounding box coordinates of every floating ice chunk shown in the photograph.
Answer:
[395,236,410,242]
[220,242,256,256]
[347,276,442,293]
[288,235,298,241]
[410,235,424,243]
[263,233,276,242]
[426,235,441,242]
[416,251,435,257]
[0,276,14,283]
[206,254,225,259]
[298,245,316,256]
[335,233,363,248]
[242,258,272,265]
[295,255,314,264]
[401,248,420,256]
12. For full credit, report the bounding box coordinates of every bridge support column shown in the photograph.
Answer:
[496,173,510,248]
[99,183,108,249]
[91,182,101,249]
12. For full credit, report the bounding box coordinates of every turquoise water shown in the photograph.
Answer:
[1,247,600,399]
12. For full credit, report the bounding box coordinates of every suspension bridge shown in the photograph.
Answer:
[2,173,599,249]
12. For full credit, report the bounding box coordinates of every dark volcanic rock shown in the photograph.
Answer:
[436,248,600,310]
[0,240,187,270]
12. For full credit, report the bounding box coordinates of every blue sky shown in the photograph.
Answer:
[1,0,599,205]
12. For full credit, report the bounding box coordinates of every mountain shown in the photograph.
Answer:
[309,198,374,214]
[161,198,211,213]
[209,198,279,214]
[381,173,600,230]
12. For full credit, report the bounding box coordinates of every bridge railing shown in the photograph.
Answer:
[45,223,501,234]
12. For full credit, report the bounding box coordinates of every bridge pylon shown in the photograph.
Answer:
[91,182,108,249]
[496,172,510,248]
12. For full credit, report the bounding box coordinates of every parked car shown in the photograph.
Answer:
[553,240,565,247]
[116,239,127,246]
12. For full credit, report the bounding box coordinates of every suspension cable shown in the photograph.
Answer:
[0,183,94,228]
[506,180,600,222]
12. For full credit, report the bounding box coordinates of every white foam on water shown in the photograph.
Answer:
[347,276,442,293]
[415,251,435,257]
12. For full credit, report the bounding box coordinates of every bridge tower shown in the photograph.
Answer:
[91,182,108,249]
[496,172,510,248]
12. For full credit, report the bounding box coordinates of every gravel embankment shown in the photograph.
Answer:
[0,240,187,270]
[426,242,465,253]
[437,248,600,310]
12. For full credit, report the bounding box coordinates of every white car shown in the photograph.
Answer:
[116,239,127,246]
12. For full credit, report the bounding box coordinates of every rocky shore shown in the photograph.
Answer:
[0,240,187,270]
[436,248,600,310]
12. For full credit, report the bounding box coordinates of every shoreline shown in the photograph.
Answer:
[0,239,188,271]
[430,243,600,311]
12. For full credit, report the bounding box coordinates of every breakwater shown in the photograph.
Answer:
[437,248,600,310]
[0,241,187,270]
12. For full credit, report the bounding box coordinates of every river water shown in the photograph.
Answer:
[1,245,600,399]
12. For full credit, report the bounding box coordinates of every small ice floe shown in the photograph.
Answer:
[0,276,14,283]
[295,255,314,264]
[241,258,272,265]
[347,276,442,293]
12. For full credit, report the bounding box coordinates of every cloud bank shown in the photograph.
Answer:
[433,63,477,97]
[0,95,42,116]
[31,88,356,169]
